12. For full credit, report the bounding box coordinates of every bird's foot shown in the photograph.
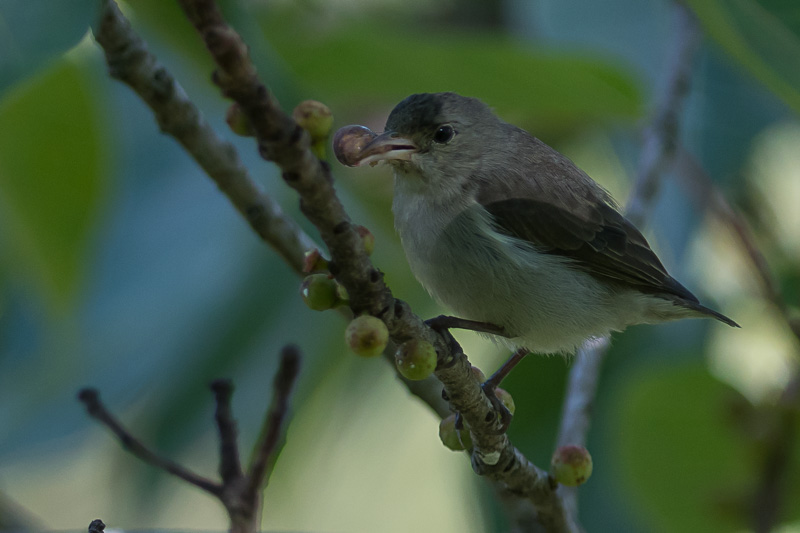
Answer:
[425,316,465,368]
[479,347,531,433]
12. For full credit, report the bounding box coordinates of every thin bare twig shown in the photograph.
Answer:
[77,388,222,496]
[626,1,702,227]
[211,379,244,484]
[555,337,610,449]
[554,1,702,524]
[557,0,703,449]
[246,344,301,497]
[675,150,792,329]
[80,345,304,533]
[675,147,800,532]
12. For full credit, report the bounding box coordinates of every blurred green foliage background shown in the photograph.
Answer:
[1,0,799,531]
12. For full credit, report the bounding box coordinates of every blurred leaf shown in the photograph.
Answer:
[0,0,94,95]
[686,0,800,114]
[0,58,106,310]
[256,9,643,129]
[611,363,756,532]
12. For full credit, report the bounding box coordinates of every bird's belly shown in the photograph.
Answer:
[401,209,646,354]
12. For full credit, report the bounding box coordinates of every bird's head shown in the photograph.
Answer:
[353,93,506,197]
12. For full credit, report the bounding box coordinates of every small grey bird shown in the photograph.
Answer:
[346,92,738,360]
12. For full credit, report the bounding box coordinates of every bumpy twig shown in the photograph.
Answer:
[675,148,800,532]
[172,0,570,528]
[79,345,302,533]
[92,0,316,273]
[554,1,703,523]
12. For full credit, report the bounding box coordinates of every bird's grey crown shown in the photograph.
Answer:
[385,92,492,134]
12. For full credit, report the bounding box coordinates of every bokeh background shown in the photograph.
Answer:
[1,0,799,531]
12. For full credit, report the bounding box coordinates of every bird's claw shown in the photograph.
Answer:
[482,381,513,434]
[425,316,464,367]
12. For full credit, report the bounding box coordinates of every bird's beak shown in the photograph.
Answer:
[354,131,418,167]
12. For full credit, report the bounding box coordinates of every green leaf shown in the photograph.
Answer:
[685,0,800,114]
[0,57,106,311]
[257,10,643,129]
[0,0,94,95]
[610,363,752,532]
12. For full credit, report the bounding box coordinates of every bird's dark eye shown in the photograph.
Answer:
[433,125,456,144]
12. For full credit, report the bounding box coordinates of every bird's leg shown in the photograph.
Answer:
[482,347,531,433]
[485,347,531,390]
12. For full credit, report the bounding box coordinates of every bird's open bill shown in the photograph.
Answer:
[354,131,418,167]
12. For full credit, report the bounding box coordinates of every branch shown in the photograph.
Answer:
[77,388,222,496]
[80,345,303,533]
[92,0,317,273]
[674,149,797,338]
[555,337,610,449]
[211,379,244,484]
[752,390,797,533]
[90,0,577,527]
[674,148,800,532]
[92,0,449,427]
[173,0,570,528]
[245,344,301,498]
[175,0,391,319]
[625,1,702,227]
[554,0,702,522]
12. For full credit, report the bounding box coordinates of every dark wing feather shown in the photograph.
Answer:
[482,198,699,302]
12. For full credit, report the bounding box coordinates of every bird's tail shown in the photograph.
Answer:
[685,302,740,328]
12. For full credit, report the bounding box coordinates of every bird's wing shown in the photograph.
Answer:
[481,196,697,301]
[470,130,699,303]
[484,195,697,301]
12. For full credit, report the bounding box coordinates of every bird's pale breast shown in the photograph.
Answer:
[393,186,655,353]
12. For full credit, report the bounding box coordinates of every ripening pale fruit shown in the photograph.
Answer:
[494,388,516,416]
[551,445,593,487]
[300,274,338,311]
[293,100,333,159]
[345,315,389,357]
[439,413,472,451]
[395,339,437,380]
[292,100,333,143]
